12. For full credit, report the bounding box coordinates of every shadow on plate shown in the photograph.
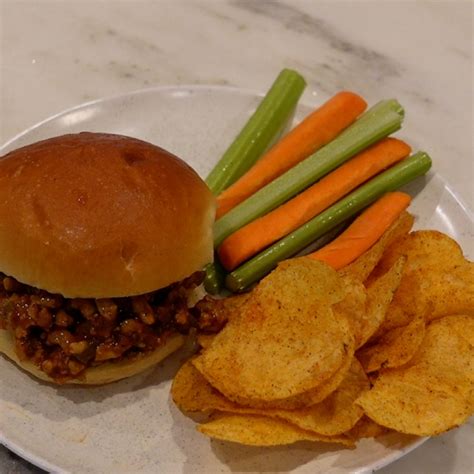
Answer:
[168,396,435,474]
[168,396,349,473]
[0,337,196,422]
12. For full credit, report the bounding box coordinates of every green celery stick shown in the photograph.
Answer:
[206,69,306,195]
[226,151,432,292]
[203,259,225,295]
[204,68,305,293]
[214,99,405,247]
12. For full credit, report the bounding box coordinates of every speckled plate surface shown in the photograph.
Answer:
[0,86,472,473]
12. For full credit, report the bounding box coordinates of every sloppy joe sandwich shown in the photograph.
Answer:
[0,132,216,384]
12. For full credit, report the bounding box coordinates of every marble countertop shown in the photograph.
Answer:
[0,1,472,473]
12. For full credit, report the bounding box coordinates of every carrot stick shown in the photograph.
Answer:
[218,138,411,271]
[216,91,368,218]
[226,152,430,292]
[306,192,411,270]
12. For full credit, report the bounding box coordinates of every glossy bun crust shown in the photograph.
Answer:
[0,132,215,298]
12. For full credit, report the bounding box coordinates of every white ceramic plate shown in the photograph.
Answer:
[0,86,472,474]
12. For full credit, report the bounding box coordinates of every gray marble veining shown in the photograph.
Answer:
[233,0,401,78]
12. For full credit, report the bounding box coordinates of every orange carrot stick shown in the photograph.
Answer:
[216,91,367,218]
[307,192,411,269]
[218,138,411,271]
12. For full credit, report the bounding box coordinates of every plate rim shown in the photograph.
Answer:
[0,430,65,474]
[0,84,265,153]
[0,423,429,474]
[0,84,469,473]
[1,84,472,217]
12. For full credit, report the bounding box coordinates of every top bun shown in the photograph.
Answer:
[0,132,215,297]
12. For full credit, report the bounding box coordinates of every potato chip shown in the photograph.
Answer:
[358,314,426,373]
[340,212,413,282]
[273,359,369,436]
[198,413,355,447]
[193,259,353,407]
[356,257,405,348]
[347,416,389,440]
[214,329,356,411]
[411,315,474,393]
[357,372,472,436]
[173,357,366,437]
[334,277,368,348]
[172,360,237,413]
[196,333,215,350]
[219,293,250,318]
[286,341,354,408]
[173,227,474,447]
[369,231,474,336]
[256,257,347,305]
[178,340,354,415]
[370,230,467,278]
[334,258,404,350]
[355,315,474,436]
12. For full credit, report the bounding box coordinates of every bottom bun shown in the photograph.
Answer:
[0,329,184,385]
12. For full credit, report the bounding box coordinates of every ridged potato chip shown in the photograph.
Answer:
[172,359,236,413]
[219,293,249,318]
[285,343,354,408]
[198,413,354,447]
[256,257,347,305]
[193,259,353,408]
[273,359,369,436]
[358,314,426,373]
[340,212,413,282]
[173,225,474,449]
[357,257,405,348]
[173,358,367,436]
[369,231,474,336]
[347,416,389,440]
[222,324,356,411]
[335,257,404,350]
[334,278,367,348]
[356,315,474,436]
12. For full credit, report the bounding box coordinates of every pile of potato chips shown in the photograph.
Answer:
[172,212,474,447]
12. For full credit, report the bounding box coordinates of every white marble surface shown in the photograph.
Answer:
[0,0,472,472]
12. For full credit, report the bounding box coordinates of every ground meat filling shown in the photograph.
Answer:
[0,272,207,382]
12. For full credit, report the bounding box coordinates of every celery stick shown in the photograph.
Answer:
[204,68,305,294]
[214,99,405,247]
[226,152,432,292]
[206,69,306,195]
[203,260,225,295]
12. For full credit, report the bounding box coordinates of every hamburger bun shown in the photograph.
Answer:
[0,132,215,384]
[0,132,215,298]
